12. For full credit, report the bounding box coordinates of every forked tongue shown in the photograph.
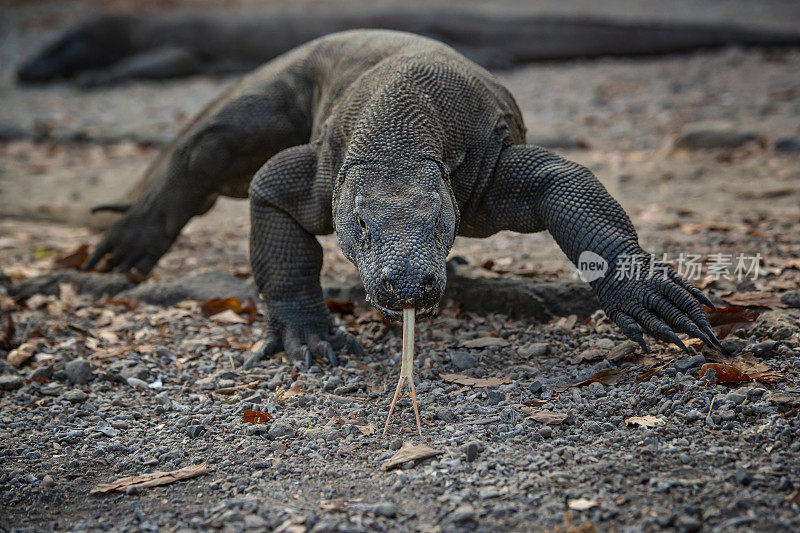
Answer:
[383,308,423,437]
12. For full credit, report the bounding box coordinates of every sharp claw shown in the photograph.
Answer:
[699,323,728,354]
[324,344,339,367]
[661,327,690,355]
[302,346,313,368]
[695,291,717,311]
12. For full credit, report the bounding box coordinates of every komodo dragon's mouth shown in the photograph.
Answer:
[366,296,439,320]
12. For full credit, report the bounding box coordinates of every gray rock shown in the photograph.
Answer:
[304,427,340,441]
[389,438,403,451]
[0,375,24,391]
[486,390,504,405]
[595,338,615,350]
[607,340,639,362]
[774,136,800,155]
[196,376,217,390]
[529,380,543,394]
[268,422,295,439]
[684,409,702,423]
[780,290,800,308]
[518,342,548,358]
[747,340,777,357]
[451,351,477,370]
[674,121,762,149]
[351,502,397,518]
[63,389,88,403]
[120,364,150,381]
[726,392,746,405]
[123,271,256,306]
[674,354,705,373]
[30,365,54,381]
[721,337,747,354]
[185,425,205,438]
[447,504,475,523]
[462,441,482,462]
[323,376,343,391]
[41,474,54,488]
[65,358,94,385]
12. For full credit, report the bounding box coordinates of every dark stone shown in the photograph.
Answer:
[674,354,705,373]
[123,271,256,305]
[65,358,94,385]
[0,375,24,390]
[9,271,134,299]
[185,425,205,438]
[780,290,800,308]
[774,136,800,155]
[451,351,477,370]
[486,390,504,405]
[462,441,482,462]
[674,122,763,149]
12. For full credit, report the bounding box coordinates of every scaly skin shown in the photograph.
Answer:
[84,30,723,365]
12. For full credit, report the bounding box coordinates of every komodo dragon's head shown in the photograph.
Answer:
[334,159,457,320]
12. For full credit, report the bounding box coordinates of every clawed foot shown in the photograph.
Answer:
[83,208,176,276]
[243,324,364,369]
[597,251,726,355]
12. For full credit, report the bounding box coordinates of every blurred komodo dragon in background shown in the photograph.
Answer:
[18,9,800,86]
[82,30,725,367]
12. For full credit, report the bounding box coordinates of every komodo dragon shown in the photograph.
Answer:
[83,30,724,366]
[18,10,800,85]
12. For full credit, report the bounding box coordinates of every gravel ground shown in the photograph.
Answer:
[2,1,800,531]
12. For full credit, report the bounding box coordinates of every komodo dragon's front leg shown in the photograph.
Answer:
[469,144,724,352]
[245,144,363,368]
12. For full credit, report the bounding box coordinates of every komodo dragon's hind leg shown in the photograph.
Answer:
[84,80,312,275]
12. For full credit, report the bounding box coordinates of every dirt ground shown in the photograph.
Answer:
[1,1,799,532]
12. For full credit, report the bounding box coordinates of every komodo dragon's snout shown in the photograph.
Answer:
[334,160,456,320]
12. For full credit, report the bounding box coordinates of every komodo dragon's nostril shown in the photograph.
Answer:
[381,269,396,294]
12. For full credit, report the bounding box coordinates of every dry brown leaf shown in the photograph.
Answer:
[211,309,248,324]
[568,498,599,511]
[705,306,759,340]
[439,373,511,387]
[554,369,622,392]
[699,363,784,385]
[276,381,305,401]
[325,299,355,315]
[525,409,568,425]
[215,380,262,395]
[7,342,36,368]
[461,336,510,348]
[51,244,89,270]
[89,345,128,361]
[91,462,209,494]
[766,390,800,407]
[242,409,273,424]
[59,282,79,306]
[721,292,786,309]
[625,415,665,428]
[634,363,667,383]
[356,423,377,436]
[200,297,258,324]
[382,442,444,471]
